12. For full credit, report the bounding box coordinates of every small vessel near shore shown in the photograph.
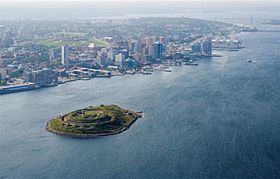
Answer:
[184,62,198,66]
[125,70,136,75]
[80,77,91,81]
[141,71,153,75]
[163,68,172,72]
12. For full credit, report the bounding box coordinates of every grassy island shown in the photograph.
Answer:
[46,105,143,138]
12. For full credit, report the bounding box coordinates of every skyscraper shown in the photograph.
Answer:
[202,39,212,56]
[1,31,12,48]
[49,49,54,61]
[115,53,126,66]
[191,42,202,56]
[61,45,69,65]
[143,37,154,47]
[152,41,164,60]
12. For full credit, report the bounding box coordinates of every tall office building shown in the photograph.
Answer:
[108,50,117,62]
[202,39,212,56]
[128,40,141,53]
[148,46,154,56]
[159,36,165,43]
[128,40,136,52]
[61,45,69,65]
[1,31,12,48]
[143,37,154,47]
[97,52,109,66]
[191,42,202,56]
[152,41,164,59]
[49,49,54,61]
[115,53,126,66]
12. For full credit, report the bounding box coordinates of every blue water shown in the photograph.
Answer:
[1,2,280,179]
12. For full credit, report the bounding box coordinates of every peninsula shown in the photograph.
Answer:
[46,105,142,138]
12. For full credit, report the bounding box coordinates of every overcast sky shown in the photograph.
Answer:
[1,0,278,2]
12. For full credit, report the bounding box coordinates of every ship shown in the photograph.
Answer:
[0,83,39,95]
[184,62,198,66]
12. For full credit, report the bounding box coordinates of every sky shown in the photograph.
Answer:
[0,0,278,23]
[1,0,279,2]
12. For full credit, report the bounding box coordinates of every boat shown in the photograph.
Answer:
[95,74,111,78]
[153,65,165,70]
[0,83,39,95]
[153,66,162,70]
[184,62,198,66]
[125,71,135,75]
[141,70,152,75]
[80,77,91,81]
[247,60,253,63]
[44,83,58,87]
[163,68,172,72]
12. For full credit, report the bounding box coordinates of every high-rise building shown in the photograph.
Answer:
[143,37,154,47]
[61,45,69,65]
[159,36,165,43]
[128,40,141,53]
[191,42,202,56]
[49,49,54,61]
[148,46,154,56]
[115,53,126,66]
[108,50,117,62]
[1,31,12,48]
[128,40,135,52]
[152,41,164,59]
[134,40,141,53]
[97,52,109,66]
[202,39,212,56]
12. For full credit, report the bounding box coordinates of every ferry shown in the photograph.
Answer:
[0,83,39,95]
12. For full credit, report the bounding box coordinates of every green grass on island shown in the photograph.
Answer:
[47,105,142,137]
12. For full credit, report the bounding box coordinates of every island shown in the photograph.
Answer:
[46,105,143,138]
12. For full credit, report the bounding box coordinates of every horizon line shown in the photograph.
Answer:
[1,0,279,2]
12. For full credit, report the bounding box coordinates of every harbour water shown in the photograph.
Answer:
[1,2,280,178]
